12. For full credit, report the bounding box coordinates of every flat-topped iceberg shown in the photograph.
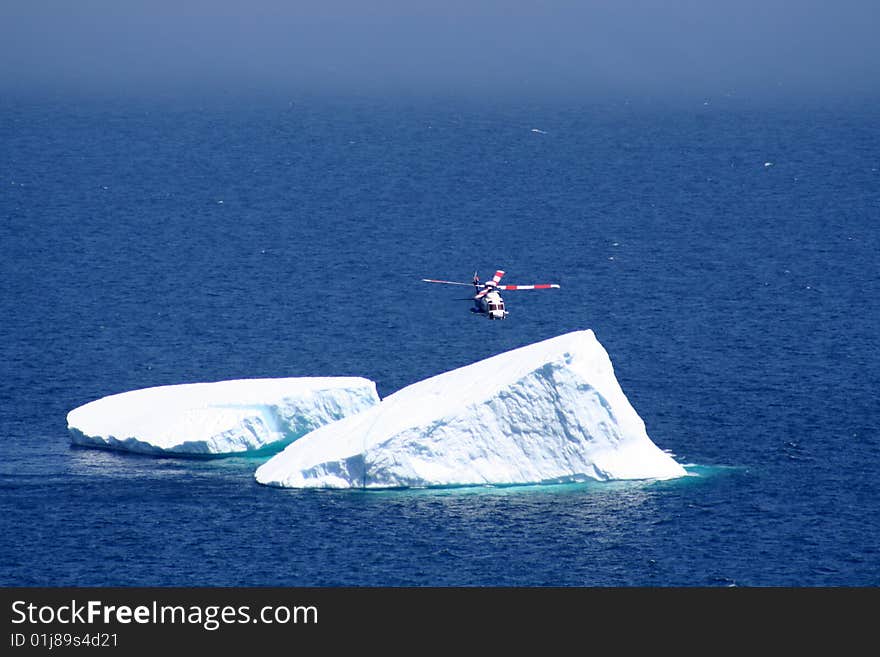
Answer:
[67,377,379,456]
[256,330,686,489]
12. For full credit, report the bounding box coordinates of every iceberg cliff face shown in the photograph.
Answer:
[67,377,379,455]
[255,331,686,488]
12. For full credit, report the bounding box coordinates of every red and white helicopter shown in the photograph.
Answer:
[422,269,560,319]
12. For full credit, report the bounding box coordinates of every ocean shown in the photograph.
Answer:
[1,92,878,586]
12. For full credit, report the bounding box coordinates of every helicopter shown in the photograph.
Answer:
[422,269,560,319]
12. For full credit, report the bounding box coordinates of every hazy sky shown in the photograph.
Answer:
[1,1,877,100]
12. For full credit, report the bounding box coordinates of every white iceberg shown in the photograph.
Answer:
[67,377,379,456]
[256,330,686,489]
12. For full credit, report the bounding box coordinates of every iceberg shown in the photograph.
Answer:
[256,330,686,489]
[67,377,379,456]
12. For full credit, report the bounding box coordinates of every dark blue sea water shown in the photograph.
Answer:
[1,93,878,586]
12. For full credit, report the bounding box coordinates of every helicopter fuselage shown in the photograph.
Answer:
[474,288,508,319]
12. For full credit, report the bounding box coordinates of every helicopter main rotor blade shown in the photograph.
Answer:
[422,278,474,286]
[496,284,560,290]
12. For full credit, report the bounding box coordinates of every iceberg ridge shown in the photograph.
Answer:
[67,377,379,456]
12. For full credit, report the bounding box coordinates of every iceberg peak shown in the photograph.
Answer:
[256,330,686,488]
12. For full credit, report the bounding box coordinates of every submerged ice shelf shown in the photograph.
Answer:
[256,330,687,489]
[67,377,379,456]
